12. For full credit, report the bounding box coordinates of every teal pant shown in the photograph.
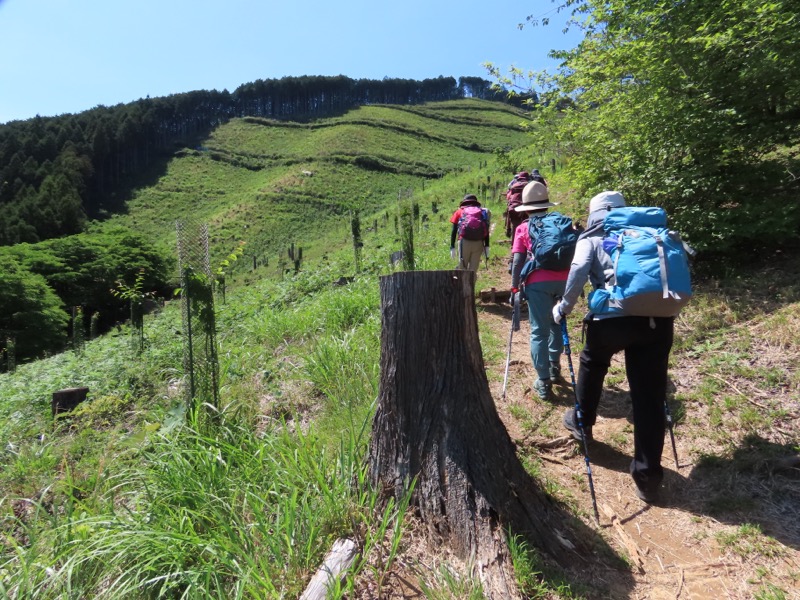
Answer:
[523,279,567,380]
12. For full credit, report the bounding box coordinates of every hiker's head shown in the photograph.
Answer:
[460,194,481,208]
[515,181,558,213]
[587,191,626,227]
[589,191,625,214]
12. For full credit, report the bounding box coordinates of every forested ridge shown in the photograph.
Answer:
[0,74,519,246]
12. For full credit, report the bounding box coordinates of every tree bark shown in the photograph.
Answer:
[368,270,589,597]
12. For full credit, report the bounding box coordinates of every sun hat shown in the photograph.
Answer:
[588,191,625,214]
[460,193,481,207]
[514,181,558,212]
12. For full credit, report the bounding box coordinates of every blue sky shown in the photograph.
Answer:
[0,0,582,124]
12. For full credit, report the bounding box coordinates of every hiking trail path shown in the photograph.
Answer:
[474,253,800,599]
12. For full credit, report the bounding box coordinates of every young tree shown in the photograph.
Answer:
[0,258,68,360]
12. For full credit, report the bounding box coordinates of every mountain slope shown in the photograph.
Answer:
[99,99,531,262]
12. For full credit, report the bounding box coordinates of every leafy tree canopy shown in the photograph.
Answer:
[0,227,171,358]
[516,0,800,251]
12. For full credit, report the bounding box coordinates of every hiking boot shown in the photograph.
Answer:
[549,364,561,381]
[635,484,660,504]
[533,378,552,400]
[562,408,592,442]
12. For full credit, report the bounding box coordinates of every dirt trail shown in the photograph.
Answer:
[477,255,800,599]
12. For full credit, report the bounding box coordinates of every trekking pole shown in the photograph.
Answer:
[561,318,600,524]
[664,399,679,468]
[501,291,521,400]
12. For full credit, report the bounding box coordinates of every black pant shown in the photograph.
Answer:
[577,316,674,493]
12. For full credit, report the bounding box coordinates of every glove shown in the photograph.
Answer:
[483,246,490,259]
[450,248,456,260]
[552,302,565,324]
[509,287,520,305]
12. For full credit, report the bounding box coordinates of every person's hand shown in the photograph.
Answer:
[483,246,490,259]
[552,302,564,324]
[509,287,520,305]
[450,248,456,260]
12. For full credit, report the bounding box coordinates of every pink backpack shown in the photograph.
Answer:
[458,206,489,240]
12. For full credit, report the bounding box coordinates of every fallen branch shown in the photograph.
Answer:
[300,538,358,600]
[599,504,646,574]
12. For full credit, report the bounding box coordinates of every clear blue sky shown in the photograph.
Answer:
[0,0,582,124]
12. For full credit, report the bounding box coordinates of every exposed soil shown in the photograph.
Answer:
[478,254,799,599]
[352,253,800,599]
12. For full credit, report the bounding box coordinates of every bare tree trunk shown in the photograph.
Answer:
[368,270,589,597]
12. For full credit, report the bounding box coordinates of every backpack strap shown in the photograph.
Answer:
[654,234,670,299]
[610,233,624,287]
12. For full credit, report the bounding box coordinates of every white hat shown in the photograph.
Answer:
[514,181,559,212]
[588,191,625,213]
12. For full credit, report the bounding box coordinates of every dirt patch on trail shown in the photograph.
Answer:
[476,255,800,599]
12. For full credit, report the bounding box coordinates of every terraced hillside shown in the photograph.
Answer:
[101,99,531,262]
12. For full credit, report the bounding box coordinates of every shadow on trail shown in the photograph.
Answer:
[675,435,800,550]
[545,367,799,551]
[567,427,800,552]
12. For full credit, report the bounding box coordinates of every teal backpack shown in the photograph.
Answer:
[588,207,694,317]
[519,212,578,281]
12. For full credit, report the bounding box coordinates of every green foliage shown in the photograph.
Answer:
[111,268,152,353]
[213,241,246,303]
[0,226,171,358]
[508,532,583,599]
[0,256,68,360]
[523,0,800,252]
[0,102,535,596]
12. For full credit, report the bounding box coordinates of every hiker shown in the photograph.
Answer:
[510,181,572,400]
[529,169,548,187]
[449,194,490,271]
[505,172,530,237]
[552,191,675,503]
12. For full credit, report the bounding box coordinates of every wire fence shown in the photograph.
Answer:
[176,219,219,416]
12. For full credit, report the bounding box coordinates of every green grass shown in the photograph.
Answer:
[2,98,798,598]
[0,137,516,596]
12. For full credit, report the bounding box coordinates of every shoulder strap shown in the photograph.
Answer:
[578,220,605,241]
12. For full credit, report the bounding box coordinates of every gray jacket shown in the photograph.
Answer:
[560,210,615,317]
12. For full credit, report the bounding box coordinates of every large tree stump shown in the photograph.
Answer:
[368,270,590,597]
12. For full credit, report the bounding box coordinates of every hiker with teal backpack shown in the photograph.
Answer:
[510,181,578,400]
[449,194,490,271]
[552,191,693,503]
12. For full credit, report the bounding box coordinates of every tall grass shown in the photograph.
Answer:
[2,413,371,598]
[0,104,528,598]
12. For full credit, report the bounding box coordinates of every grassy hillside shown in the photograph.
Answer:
[100,99,531,265]
[0,99,541,598]
[2,98,795,598]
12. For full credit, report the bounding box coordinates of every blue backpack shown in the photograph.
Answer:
[519,212,578,280]
[588,207,693,317]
